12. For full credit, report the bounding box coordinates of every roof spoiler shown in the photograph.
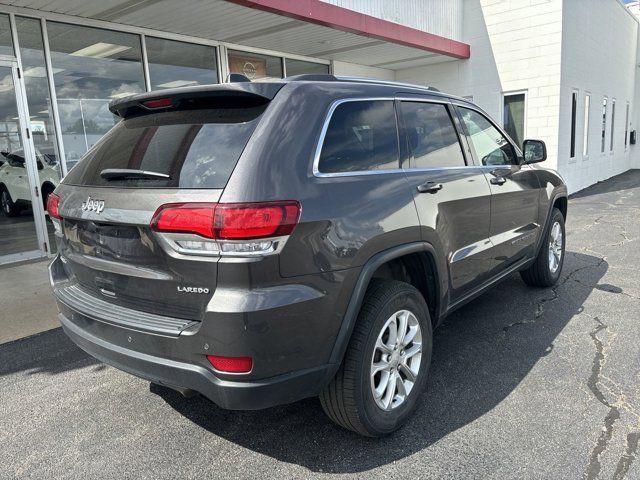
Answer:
[109,82,283,118]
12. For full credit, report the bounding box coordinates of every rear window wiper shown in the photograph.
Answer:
[100,169,171,181]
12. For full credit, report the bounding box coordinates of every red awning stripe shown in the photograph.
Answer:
[224,0,471,60]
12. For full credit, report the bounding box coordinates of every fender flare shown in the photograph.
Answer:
[328,241,443,366]
[533,192,568,257]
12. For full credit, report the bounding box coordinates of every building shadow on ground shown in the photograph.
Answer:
[569,170,640,200]
[155,250,607,473]
[0,328,100,377]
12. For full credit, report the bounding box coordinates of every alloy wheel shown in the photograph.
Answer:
[370,309,423,411]
[548,221,563,273]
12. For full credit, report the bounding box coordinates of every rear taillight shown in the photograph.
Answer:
[213,202,300,240]
[46,193,61,220]
[150,203,216,238]
[150,201,301,257]
[207,355,253,374]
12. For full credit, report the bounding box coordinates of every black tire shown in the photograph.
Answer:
[0,187,20,217]
[520,207,565,287]
[320,279,433,437]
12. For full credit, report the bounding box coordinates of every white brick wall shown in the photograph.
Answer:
[558,0,638,192]
[321,0,464,41]
[396,0,564,176]
[393,0,640,193]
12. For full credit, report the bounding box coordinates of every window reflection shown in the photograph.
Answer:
[285,58,329,76]
[0,14,14,57]
[228,50,283,80]
[46,22,145,164]
[146,37,217,90]
[15,17,63,180]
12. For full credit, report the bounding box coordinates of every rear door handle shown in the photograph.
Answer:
[417,181,443,193]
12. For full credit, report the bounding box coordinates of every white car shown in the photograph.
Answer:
[0,147,60,217]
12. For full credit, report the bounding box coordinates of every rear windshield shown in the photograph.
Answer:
[62,106,265,189]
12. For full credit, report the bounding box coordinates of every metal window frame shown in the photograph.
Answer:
[312,96,509,178]
[501,89,528,148]
[610,98,616,154]
[601,96,608,154]
[569,89,578,161]
[625,101,630,150]
[583,92,591,159]
[0,39,50,259]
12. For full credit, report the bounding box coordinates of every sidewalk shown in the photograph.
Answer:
[0,260,58,344]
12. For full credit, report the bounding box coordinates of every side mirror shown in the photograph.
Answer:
[523,139,547,164]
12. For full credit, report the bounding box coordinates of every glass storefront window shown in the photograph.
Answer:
[46,22,145,165]
[15,16,64,251]
[285,58,329,76]
[146,37,217,90]
[15,17,63,179]
[0,14,14,57]
[228,50,282,81]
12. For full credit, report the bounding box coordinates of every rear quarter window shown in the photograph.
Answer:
[317,100,399,174]
[63,106,265,189]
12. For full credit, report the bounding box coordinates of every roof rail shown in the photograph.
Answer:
[335,76,440,92]
[283,74,439,92]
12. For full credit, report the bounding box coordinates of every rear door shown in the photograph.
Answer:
[55,98,268,322]
[397,98,493,301]
[456,106,541,273]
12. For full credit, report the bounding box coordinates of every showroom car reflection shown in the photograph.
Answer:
[0,147,59,217]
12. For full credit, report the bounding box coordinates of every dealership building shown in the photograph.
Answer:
[0,0,638,265]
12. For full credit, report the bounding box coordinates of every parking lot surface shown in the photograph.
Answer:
[1,171,639,479]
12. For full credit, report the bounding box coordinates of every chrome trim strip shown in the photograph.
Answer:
[311,96,511,178]
[450,238,493,264]
[312,97,396,178]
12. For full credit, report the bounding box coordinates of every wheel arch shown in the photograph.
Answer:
[534,192,568,257]
[328,242,445,366]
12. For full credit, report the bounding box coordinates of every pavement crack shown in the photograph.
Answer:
[584,317,621,480]
[502,255,606,334]
[613,432,640,480]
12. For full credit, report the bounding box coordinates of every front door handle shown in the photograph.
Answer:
[417,181,443,194]
[490,176,507,185]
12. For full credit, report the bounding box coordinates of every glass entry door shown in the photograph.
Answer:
[0,61,49,263]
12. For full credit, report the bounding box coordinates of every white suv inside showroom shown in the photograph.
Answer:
[0,147,59,217]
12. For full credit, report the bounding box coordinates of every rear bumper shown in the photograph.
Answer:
[49,254,342,410]
[58,311,331,410]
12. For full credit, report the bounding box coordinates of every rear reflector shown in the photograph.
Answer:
[142,98,173,109]
[151,201,300,240]
[207,355,253,373]
[46,193,61,220]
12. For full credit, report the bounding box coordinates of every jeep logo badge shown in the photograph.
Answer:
[81,196,105,213]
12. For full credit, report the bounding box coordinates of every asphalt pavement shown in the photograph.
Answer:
[1,171,639,479]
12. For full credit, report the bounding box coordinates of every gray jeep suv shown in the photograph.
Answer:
[48,75,567,437]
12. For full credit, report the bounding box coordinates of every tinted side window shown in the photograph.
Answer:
[459,107,517,166]
[318,100,399,173]
[401,101,465,168]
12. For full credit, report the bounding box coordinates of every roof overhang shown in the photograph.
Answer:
[0,0,470,70]
[225,0,471,60]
